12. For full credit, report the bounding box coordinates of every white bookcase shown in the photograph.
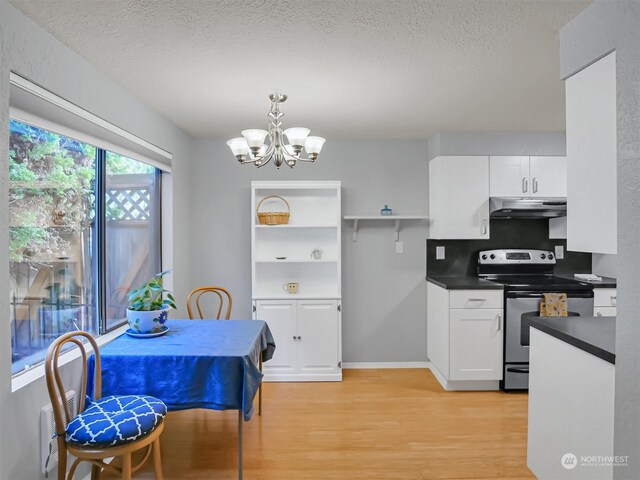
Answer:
[251,181,342,382]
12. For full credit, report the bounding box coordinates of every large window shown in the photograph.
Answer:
[9,119,162,375]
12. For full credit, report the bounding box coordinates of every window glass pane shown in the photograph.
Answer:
[105,152,161,330]
[9,119,98,375]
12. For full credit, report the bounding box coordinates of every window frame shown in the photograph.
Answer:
[9,112,168,380]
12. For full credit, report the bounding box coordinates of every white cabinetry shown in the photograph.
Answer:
[490,156,566,198]
[429,156,490,239]
[566,51,617,254]
[427,283,503,390]
[254,299,341,381]
[594,288,617,317]
[251,181,342,382]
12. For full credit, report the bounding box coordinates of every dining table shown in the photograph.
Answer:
[87,319,276,479]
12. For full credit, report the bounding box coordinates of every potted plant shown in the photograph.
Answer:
[127,271,177,334]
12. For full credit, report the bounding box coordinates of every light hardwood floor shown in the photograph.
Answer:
[122,369,534,480]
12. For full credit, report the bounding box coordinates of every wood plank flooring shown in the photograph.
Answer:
[121,369,534,480]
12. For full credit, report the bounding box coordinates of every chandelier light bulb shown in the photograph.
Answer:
[226,137,250,156]
[284,128,310,152]
[241,129,269,148]
[305,136,326,154]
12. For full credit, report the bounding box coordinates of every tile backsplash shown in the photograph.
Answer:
[426,219,592,276]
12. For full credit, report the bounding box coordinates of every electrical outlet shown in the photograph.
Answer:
[436,246,445,260]
[395,241,404,254]
[555,245,564,260]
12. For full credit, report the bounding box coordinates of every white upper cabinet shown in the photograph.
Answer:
[566,51,617,254]
[490,156,566,198]
[529,156,567,198]
[429,156,490,239]
[490,156,530,197]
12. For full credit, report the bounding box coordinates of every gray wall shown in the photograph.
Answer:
[560,1,640,478]
[190,139,429,364]
[427,131,567,160]
[0,2,193,478]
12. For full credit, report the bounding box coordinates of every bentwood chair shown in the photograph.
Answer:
[186,286,263,415]
[45,331,166,480]
[186,286,233,320]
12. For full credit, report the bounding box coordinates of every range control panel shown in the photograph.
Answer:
[478,249,556,265]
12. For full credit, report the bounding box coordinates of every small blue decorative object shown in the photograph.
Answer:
[381,204,392,216]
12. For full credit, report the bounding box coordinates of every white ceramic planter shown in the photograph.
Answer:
[126,306,169,334]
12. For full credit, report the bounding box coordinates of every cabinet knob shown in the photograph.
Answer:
[292,335,296,340]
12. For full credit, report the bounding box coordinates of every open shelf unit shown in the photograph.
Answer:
[251,181,342,382]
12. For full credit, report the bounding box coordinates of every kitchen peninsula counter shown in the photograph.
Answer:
[527,316,615,479]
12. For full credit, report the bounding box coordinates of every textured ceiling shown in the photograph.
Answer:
[10,0,590,139]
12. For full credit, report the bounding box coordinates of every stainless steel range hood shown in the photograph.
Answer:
[489,198,567,219]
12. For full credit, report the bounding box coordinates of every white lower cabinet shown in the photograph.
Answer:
[428,283,503,390]
[449,308,503,381]
[594,288,617,317]
[254,299,342,382]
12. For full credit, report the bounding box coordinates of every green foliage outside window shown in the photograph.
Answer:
[9,120,154,262]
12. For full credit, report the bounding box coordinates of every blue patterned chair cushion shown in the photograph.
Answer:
[66,395,166,448]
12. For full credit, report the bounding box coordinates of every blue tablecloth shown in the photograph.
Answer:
[87,320,275,420]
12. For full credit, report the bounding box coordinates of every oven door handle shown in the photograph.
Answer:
[506,367,530,374]
[506,291,594,299]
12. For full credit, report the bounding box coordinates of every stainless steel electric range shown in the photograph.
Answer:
[478,249,594,390]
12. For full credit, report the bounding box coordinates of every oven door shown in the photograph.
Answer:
[503,291,594,390]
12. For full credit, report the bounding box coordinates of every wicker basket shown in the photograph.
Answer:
[256,195,290,225]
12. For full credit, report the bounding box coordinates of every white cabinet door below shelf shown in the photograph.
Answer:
[449,308,503,381]
[297,300,340,375]
[529,156,567,198]
[255,300,297,374]
[489,156,529,197]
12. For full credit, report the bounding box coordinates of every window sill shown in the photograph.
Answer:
[11,325,128,393]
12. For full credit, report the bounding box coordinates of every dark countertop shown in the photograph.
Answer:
[556,274,617,288]
[530,315,615,365]
[426,275,504,290]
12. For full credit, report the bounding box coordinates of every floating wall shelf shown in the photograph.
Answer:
[343,215,429,241]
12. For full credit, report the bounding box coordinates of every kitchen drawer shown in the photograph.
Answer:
[450,290,503,309]
[594,289,617,307]
[594,306,616,317]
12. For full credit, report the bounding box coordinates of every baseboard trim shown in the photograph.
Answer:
[429,363,500,391]
[342,361,431,369]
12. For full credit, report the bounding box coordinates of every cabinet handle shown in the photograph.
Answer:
[496,313,502,332]
[596,312,602,317]
[481,219,488,236]
[468,298,487,302]
[532,177,538,193]
[522,177,528,193]
[611,296,617,305]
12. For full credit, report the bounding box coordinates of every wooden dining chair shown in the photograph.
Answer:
[45,331,166,480]
[186,286,233,320]
[186,286,263,415]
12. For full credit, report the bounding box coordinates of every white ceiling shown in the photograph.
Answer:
[10,0,590,139]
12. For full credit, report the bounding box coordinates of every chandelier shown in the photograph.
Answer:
[226,93,325,169]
